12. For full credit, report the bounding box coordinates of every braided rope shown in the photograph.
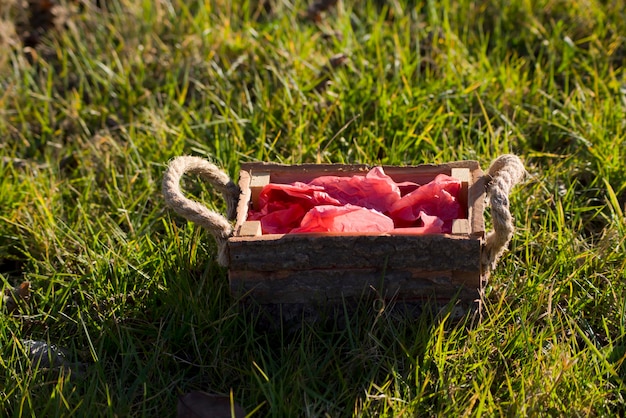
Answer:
[482,154,526,273]
[162,156,240,267]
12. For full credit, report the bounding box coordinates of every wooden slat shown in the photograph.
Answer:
[468,169,487,239]
[228,234,481,272]
[452,219,470,235]
[249,171,271,210]
[450,167,470,182]
[451,167,470,221]
[238,221,262,237]
[240,161,481,185]
[230,268,480,304]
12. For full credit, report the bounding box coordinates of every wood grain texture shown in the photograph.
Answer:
[238,221,262,237]
[230,268,480,304]
[229,233,481,271]
[240,161,481,186]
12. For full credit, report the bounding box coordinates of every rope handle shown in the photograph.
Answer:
[481,154,526,273]
[162,156,240,267]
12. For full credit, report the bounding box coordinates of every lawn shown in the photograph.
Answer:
[1,0,625,416]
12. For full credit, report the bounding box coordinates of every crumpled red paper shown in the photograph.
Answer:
[389,173,464,228]
[248,167,463,235]
[291,204,395,233]
[308,167,406,213]
[389,211,444,235]
[247,182,342,234]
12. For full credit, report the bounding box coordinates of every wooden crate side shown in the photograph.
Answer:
[230,268,480,304]
[240,161,481,187]
[241,163,370,186]
[238,220,262,237]
[228,234,481,272]
[468,166,486,239]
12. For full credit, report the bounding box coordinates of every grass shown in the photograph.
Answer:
[1,0,625,415]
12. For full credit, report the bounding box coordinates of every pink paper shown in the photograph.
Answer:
[256,182,342,213]
[249,182,343,233]
[390,211,445,235]
[257,203,307,234]
[248,168,463,235]
[389,174,463,227]
[308,167,404,213]
[291,204,394,233]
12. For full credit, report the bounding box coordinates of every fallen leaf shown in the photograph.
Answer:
[306,0,338,23]
[3,281,31,313]
[177,391,246,418]
[21,0,57,47]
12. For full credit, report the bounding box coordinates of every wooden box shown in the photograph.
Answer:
[228,161,487,306]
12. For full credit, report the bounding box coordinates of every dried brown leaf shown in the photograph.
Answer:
[19,0,70,48]
[3,281,31,313]
[306,0,338,22]
[177,391,246,418]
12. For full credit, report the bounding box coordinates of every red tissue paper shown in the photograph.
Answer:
[291,204,395,233]
[248,167,463,235]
